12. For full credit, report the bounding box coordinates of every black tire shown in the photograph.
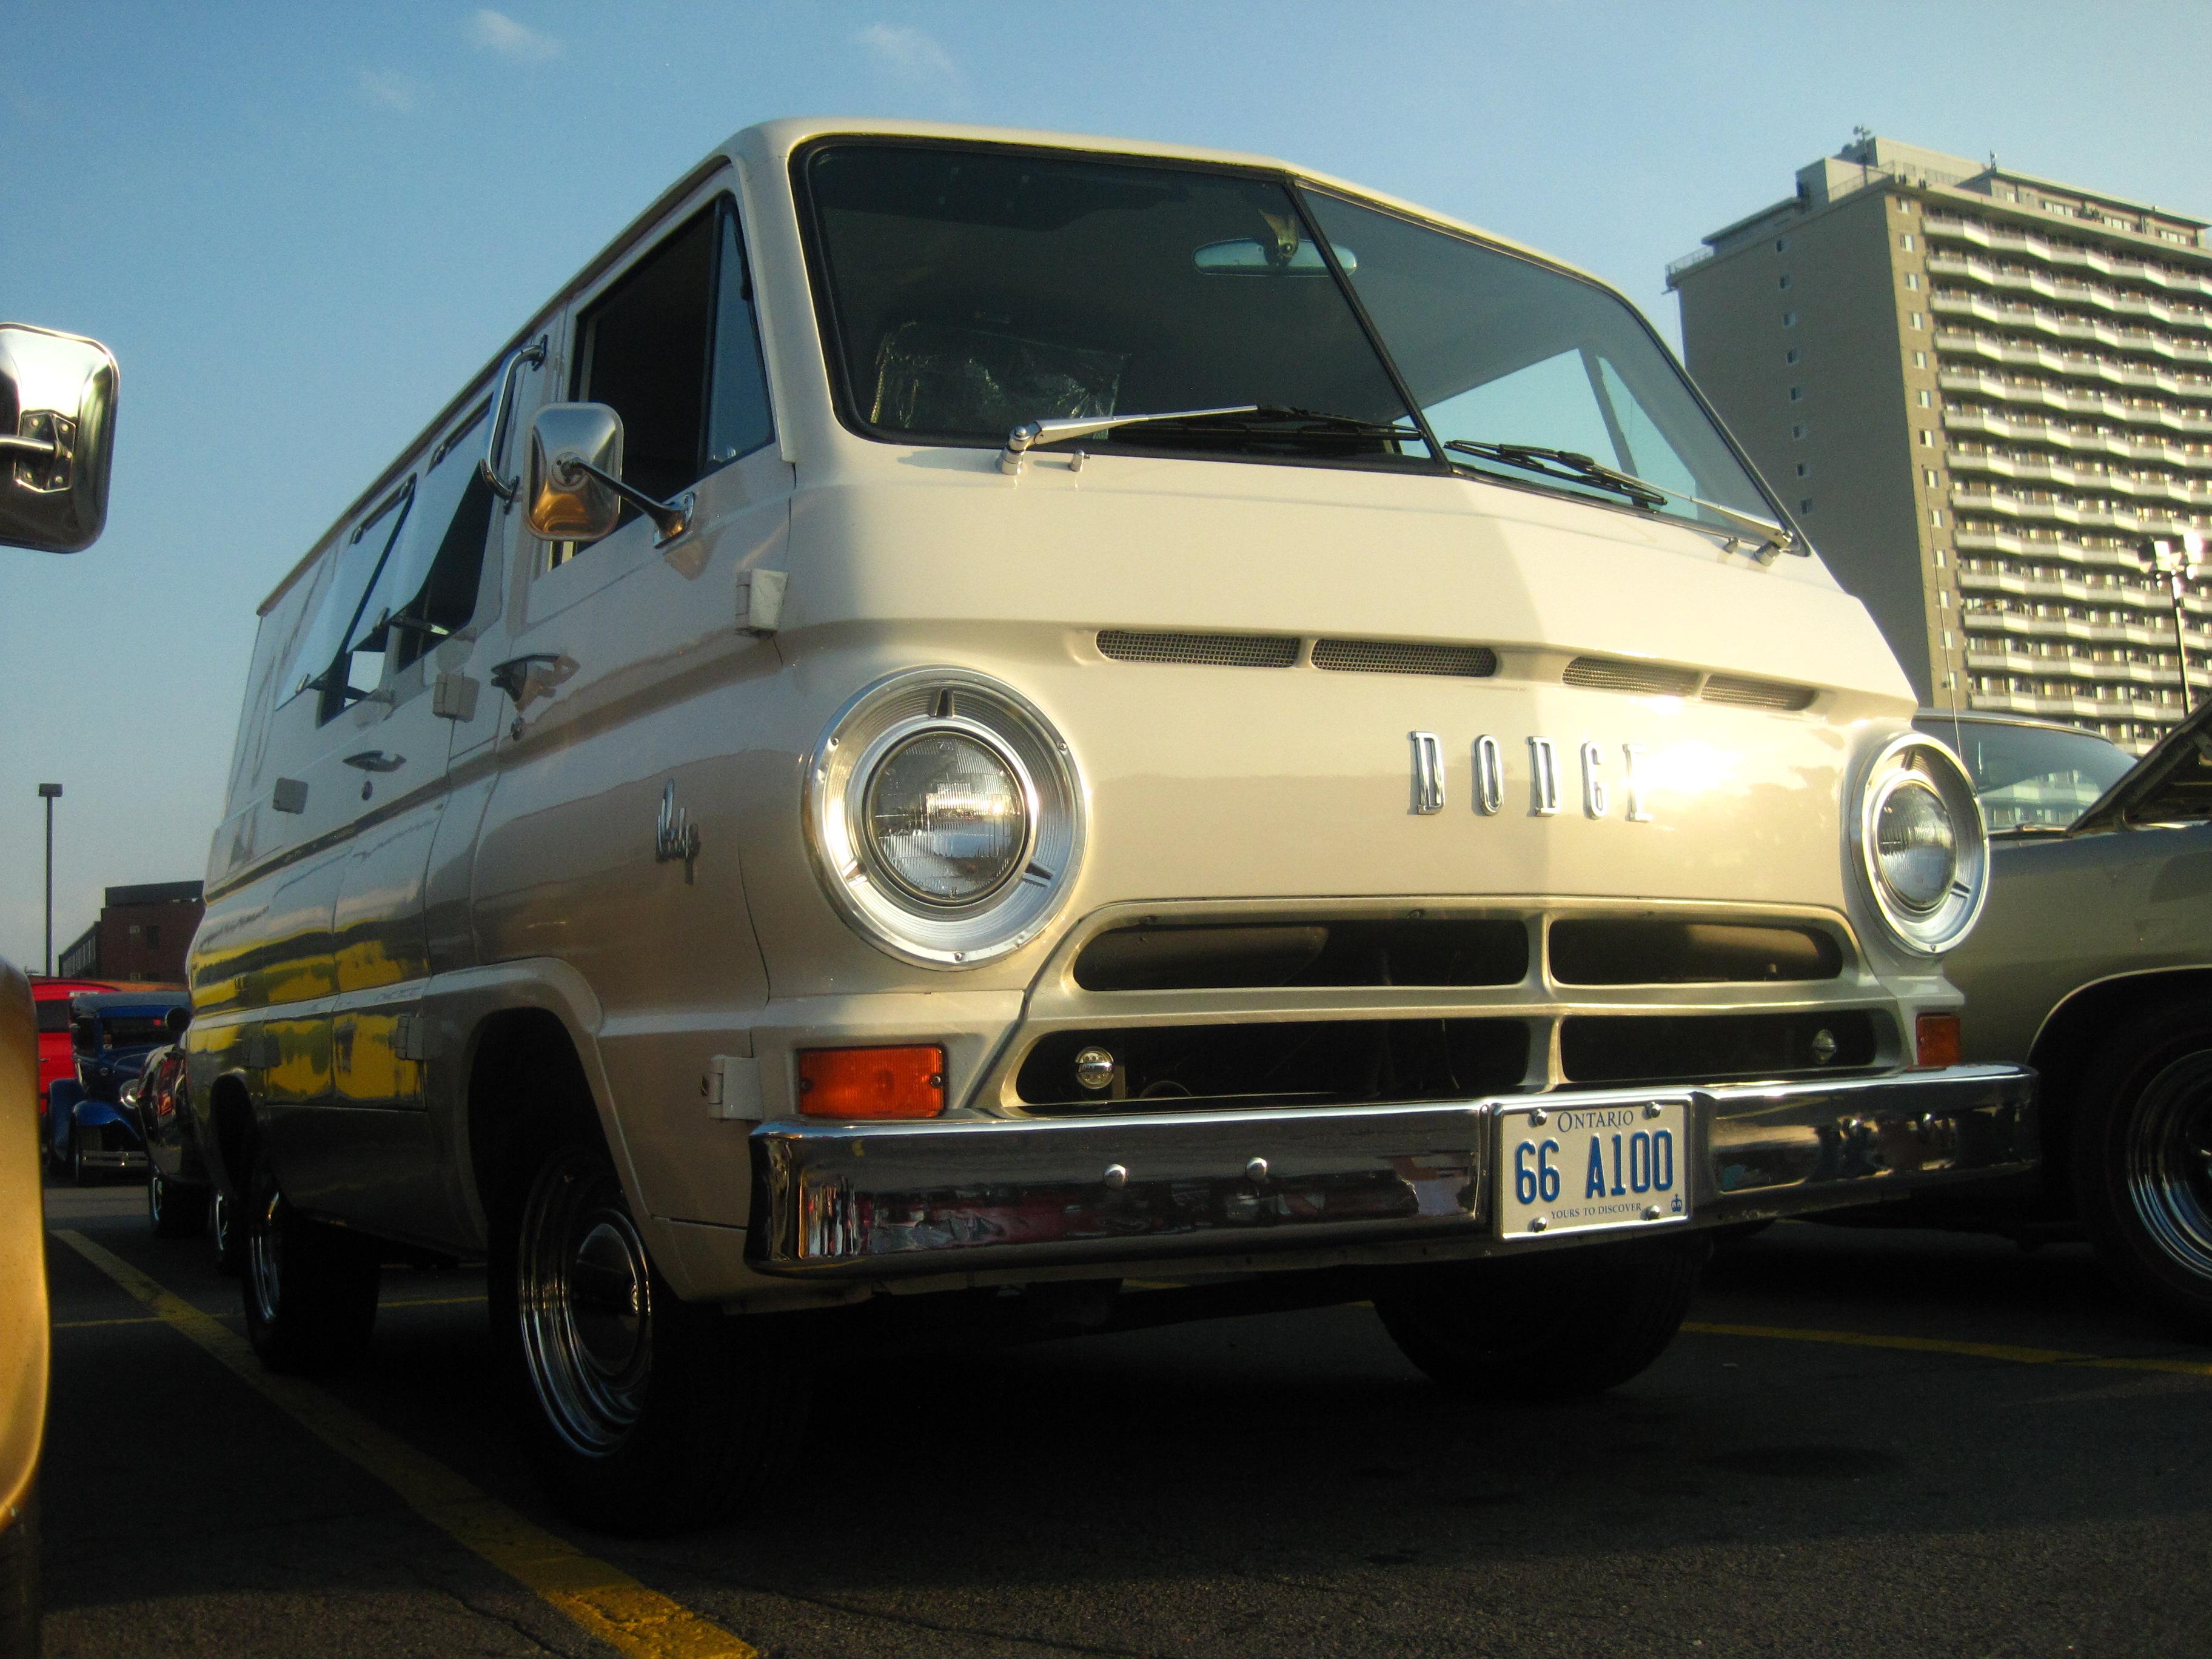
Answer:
[489,1125,806,1536]
[210,1189,244,1276]
[240,1149,380,1373]
[0,1480,36,1659]
[1374,1231,1709,1401]
[147,1168,209,1239]
[2071,1006,2212,1333]
[65,1128,87,1187]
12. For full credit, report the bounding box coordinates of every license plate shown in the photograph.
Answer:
[1494,1098,1692,1239]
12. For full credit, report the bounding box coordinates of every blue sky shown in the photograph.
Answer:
[4,0,2210,967]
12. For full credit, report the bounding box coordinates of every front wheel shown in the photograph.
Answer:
[1373,1232,1709,1401]
[490,1135,805,1535]
[67,1127,89,1187]
[2073,1009,2212,1333]
[240,1151,380,1373]
[148,1167,209,1239]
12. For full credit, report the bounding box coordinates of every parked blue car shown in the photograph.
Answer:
[44,991,189,1183]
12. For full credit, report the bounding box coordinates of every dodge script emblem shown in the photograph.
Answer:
[1411,733,1652,822]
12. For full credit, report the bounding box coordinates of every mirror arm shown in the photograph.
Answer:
[0,434,58,461]
[552,454,692,544]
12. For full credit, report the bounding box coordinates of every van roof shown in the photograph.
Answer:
[259,116,1614,615]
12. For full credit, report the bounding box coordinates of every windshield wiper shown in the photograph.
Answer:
[1000,405,1425,474]
[1445,439,1800,563]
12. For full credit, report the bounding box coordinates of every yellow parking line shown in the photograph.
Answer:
[52,1230,758,1659]
[1683,1319,2212,1378]
[52,1315,166,1330]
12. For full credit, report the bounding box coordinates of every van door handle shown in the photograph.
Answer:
[342,750,406,773]
[490,654,561,700]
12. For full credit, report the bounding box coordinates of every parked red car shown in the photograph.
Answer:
[30,979,115,1117]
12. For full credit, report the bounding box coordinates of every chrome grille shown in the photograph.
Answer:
[1097,629,1299,668]
[1562,656,1701,697]
[1312,638,1499,678]
[1701,673,1817,712]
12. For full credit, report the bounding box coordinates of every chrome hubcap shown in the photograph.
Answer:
[148,1170,164,1221]
[516,1154,652,1458]
[2126,1052,2212,1279]
[249,1189,284,1326]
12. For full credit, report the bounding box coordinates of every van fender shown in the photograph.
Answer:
[415,958,614,1255]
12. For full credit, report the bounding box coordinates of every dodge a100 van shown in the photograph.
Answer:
[184,119,2035,1533]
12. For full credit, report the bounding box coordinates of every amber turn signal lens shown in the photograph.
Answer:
[1915,1013,1962,1070]
[798,1045,947,1119]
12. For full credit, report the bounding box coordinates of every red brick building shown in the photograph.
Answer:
[58,880,204,985]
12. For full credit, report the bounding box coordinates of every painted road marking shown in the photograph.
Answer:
[1683,1319,2212,1378]
[52,1294,483,1330]
[52,1229,758,1659]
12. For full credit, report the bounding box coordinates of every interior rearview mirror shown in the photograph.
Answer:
[524,403,626,544]
[0,322,119,554]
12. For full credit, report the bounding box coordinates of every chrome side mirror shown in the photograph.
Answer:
[525,403,625,543]
[0,323,119,554]
[523,401,693,547]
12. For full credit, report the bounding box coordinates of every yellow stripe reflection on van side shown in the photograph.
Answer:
[51,1230,757,1659]
[1682,1319,2212,1377]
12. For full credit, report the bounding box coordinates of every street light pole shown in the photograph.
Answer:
[2148,532,2207,718]
[36,782,61,976]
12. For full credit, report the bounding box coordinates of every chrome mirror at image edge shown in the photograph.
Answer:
[0,321,119,554]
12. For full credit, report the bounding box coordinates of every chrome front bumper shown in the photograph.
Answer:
[749,1064,2035,1278]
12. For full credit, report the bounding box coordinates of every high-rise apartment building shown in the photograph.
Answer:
[1669,133,2211,751]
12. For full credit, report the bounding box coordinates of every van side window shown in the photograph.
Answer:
[708,202,774,467]
[351,398,495,673]
[572,195,774,537]
[577,208,717,513]
[286,479,415,723]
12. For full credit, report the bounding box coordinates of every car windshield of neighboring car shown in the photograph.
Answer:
[97,1014,175,1049]
[2125,726,2212,826]
[36,998,73,1034]
[799,142,1777,538]
[1924,718,2137,832]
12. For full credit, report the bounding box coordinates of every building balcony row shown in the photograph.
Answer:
[1928,293,2212,368]
[1963,686,2176,745]
[1954,526,2173,576]
[1925,252,2212,340]
[1933,319,2212,398]
[1949,484,2207,537]
[1945,446,2212,509]
[1961,650,2192,697]
[1922,214,2212,306]
[1942,407,2212,471]
[1937,370,2212,431]
[1955,565,2210,620]
[1964,597,2203,641]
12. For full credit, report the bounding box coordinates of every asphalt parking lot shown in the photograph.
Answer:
[36,1176,2212,1659]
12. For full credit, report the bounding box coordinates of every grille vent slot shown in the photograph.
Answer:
[1701,673,1817,712]
[1563,656,1701,697]
[1313,639,1498,679]
[1097,629,1299,668]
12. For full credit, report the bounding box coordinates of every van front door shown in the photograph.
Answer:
[472,186,786,1228]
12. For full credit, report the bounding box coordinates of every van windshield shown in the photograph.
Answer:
[799,141,1780,536]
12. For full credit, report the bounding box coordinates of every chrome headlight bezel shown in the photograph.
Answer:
[1850,731,1988,956]
[805,669,1085,969]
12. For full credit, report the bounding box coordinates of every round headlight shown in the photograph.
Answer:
[1872,779,1956,914]
[1852,732,1987,955]
[863,729,1029,905]
[807,669,1085,969]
